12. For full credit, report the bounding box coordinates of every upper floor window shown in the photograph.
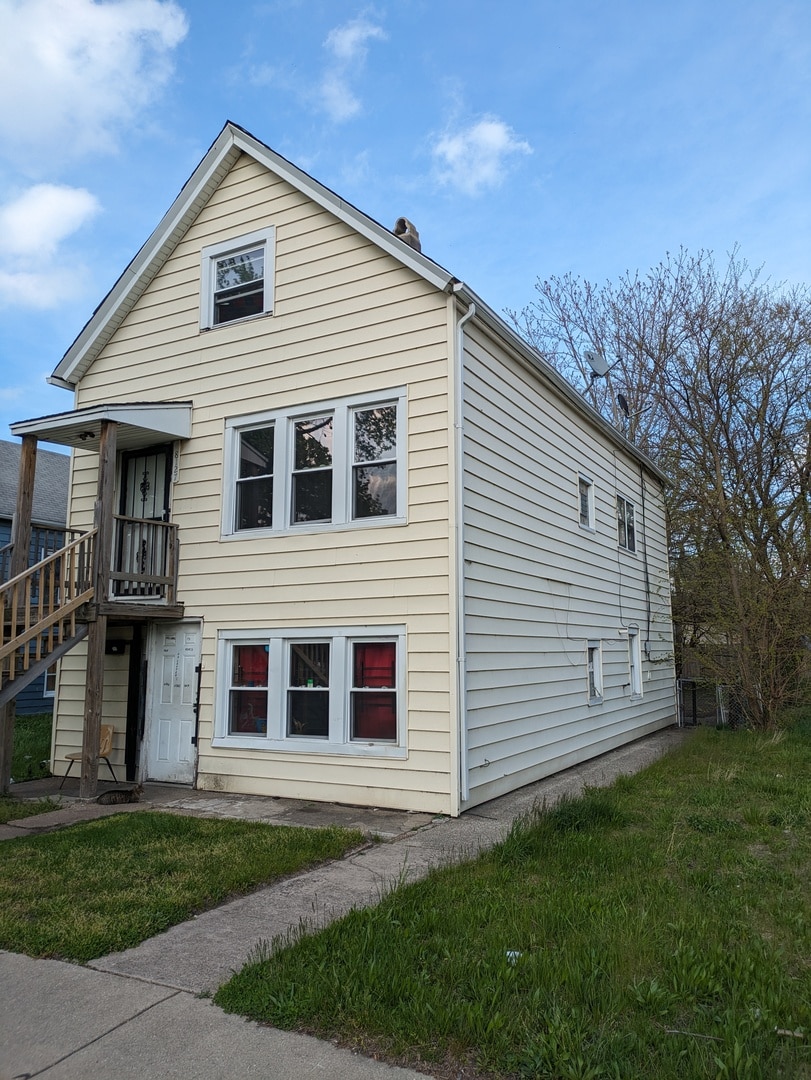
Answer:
[223,390,405,537]
[200,227,275,329]
[578,475,594,529]
[617,495,636,552]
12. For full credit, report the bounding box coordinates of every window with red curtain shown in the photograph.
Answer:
[229,644,269,734]
[351,641,396,740]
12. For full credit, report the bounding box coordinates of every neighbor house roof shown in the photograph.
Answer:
[0,440,69,529]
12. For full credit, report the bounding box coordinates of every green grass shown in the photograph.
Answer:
[0,812,364,963]
[0,796,59,824]
[11,711,53,781]
[216,724,811,1080]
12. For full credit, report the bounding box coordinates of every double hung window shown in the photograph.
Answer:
[216,627,404,754]
[224,391,405,535]
[617,495,636,552]
[200,228,275,329]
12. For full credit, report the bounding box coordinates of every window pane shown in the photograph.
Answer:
[353,463,396,518]
[287,691,329,737]
[579,479,590,526]
[351,692,396,740]
[353,642,396,687]
[354,406,396,463]
[292,471,332,523]
[294,416,333,469]
[240,427,274,478]
[216,248,263,290]
[229,690,268,734]
[290,642,330,687]
[214,278,264,324]
[626,504,636,551]
[232,644,268,686]
[237,476,273,529]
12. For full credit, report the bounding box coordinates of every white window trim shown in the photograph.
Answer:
[213,625,407,758]
[617,494,637,553]
[627,625,643,698]
[200,227,275,330]
[587,640,603,704]
[221,388,406,539]
[43,662,57,698]
[578,474,595,531]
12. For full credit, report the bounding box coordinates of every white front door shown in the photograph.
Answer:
[145,621,200,783]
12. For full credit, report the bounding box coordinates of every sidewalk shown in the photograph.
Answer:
[1,727,686,1080]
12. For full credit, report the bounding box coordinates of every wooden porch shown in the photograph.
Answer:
[1,420,186,797]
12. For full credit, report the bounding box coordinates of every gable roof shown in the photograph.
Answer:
[49,121,458,391]
[47,121,667,486]
[0,440,69,529]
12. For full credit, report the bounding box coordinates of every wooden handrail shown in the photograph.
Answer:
[1,529,96,681]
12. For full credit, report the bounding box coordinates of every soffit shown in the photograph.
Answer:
[10,402,193,452]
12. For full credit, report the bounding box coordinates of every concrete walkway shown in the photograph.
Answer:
[1,727,686,1080]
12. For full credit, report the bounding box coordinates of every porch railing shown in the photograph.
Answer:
[111,515,179,603]
[1,529,97,687]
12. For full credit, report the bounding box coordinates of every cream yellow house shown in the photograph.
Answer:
[6,122,675,815]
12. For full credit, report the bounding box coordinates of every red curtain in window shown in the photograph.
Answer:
[352,643,396,739]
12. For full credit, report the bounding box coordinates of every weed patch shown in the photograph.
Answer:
[217,724,811,1079]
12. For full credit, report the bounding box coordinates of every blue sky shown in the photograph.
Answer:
[2,0,811,443]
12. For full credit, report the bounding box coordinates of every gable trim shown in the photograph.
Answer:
[49,122,456,391]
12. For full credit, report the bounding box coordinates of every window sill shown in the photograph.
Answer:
[220,515,407,541]
[211,736,407,759]
[200,311,274,333]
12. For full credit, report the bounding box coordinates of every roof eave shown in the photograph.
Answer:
[452,282,668,486]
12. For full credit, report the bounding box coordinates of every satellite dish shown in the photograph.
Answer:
[583,350,609,377]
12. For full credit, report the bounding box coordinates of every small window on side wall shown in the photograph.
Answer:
[587,641,603,702]
[578,476,594,529]
[617,495,636,552]
[200,228,275,329]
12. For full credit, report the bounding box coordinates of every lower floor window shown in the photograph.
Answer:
[216,626,405,753]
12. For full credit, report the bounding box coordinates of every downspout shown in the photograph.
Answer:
[454,294,476,805]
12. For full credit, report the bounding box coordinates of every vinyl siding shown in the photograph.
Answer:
[60,152,456,813]
[461,322,675,808]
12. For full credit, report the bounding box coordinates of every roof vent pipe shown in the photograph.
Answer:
[393,217,421,252]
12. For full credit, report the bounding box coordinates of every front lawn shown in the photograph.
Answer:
[0,812,364,963]
[217,723,811,1080]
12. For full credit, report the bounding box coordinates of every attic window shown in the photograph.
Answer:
[200,227,275,330]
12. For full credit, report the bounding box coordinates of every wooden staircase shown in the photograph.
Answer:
[0,530,97,709]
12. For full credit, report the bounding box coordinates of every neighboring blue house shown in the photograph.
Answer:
[0,440,70,713]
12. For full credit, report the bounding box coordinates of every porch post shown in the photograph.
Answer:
[0,434,37,794]
[79,420,116,799]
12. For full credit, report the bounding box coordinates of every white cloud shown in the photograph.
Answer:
[0,184,100,307]
[0,0,188,169]
[317,15,386,123]
[433,117,532,196]
[324,16,386,63]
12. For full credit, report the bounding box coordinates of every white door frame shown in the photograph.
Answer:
[142,618,201,784]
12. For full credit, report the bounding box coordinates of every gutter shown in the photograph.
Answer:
[453,292,476,806]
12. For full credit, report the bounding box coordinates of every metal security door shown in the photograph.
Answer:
[115,445,171,597]
[145,622,200,783]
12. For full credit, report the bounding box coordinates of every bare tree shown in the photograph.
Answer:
[510,249,811,728]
